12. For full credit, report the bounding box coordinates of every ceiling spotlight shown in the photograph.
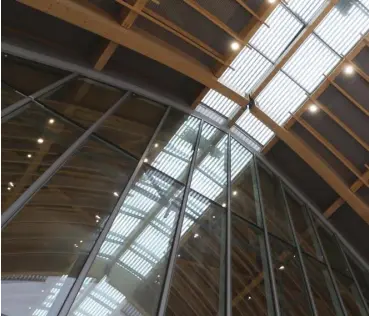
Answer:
[37,138,44,144]
[279,265,285,270]
[96,219,99,223]
[154,143,159,148]
[268,0,276,3]
[144,158,149,163]
[232,190,238,196]
[222,203,226,208]
[7,187,11,191]
[177,254,181,258]
[27,154,32,158]
[74,244,78,248]
[80,240,83,243]
[95,214,101,219]
[194,233,199,239]
[48,118,55,124]
[308,104,318,113]
[343,64,354,75]
[230,41,240,51]
[113,192,119,197]
[9,182,14,187]
[212,215,216,219]
[248,296,252,300]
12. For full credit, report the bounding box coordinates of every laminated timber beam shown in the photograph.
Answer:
[262,38,367,154]
[19,0,369,221]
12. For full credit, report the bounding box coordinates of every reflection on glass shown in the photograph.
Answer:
[38,77,124,130]
[67,165,184,316]
[303,254,345,316]
[2,54,69,95]
[286,193,323,260]
[333,270,368,316]
[190,123,227,206]
[232,215,272,316]
[96,94,166,157]
[348,256,369,309]
[145,109,201,183]
[1,137,137,316]
[230,139,259,225]
[257,162,293,243]
[1,103,83,210]
[1,82,24,109]
[315,220,368,315]
[269,235,313,316]
[167,191,226,316]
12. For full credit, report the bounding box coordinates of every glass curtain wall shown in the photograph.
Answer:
[2,55,369,316]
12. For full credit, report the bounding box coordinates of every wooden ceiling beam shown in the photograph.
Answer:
[290,112,369,187]
[229,0,337,125]
[18,0,369,221]
[324,169,369,218]
[262,39,366,154]
[116,0,229,65]
[325,76,369,117]
[250,105,369,223]
[311,98,369,152]
[122,0,150,29]
[234,0,270,25]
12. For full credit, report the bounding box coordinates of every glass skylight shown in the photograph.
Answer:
[202,89,240,117]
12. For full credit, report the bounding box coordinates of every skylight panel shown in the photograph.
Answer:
[202,89,240,117]
[315,2,369,55]
[283,34,340,93]
[195,103,228,125]
[286,0,326,22]
[219,47,273,95]
[236,110,275,146]
[256,71,307,125]
[250,5,304,62]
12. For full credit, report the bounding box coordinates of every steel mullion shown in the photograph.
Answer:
[306,206,349,316]
[1,91,131,228]
[280,181,319,316]
[156,120,204,316]
[56,105,171,316]
[1,73,78,119]
[252,157,281,316]
[335,234,369,315]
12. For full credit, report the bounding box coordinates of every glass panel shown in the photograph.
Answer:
[145,110,201,183]
[347,256,369,308]
[1,82,25,108]
[230,140,260,226]
[190,123,227,206]
[1,137,137,316]
[257,162,293,243]
[269,234,313,316]
[96,94,166,157]
[2,54,69,95]
[67,165,184,316]
[286,193,323,260]
[1,103,83,211]
[303,254,345,316]
[38,77,124,129]
[333,270,368,316]
[167,191,225,316]
[231,215,273,316]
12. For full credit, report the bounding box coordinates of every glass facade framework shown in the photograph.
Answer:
[2,55,369,316]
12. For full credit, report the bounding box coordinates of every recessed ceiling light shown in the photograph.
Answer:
[268,0,276,3]
[232,190,238,196]
[279,265,285,270]
[343,64,354,75]
[144,158,149,163]
[27,154,32,158]
[7,187,11,191]
[9,182,14,187]
[230,41,240,51]
[113,192,119,197]
[194,233,199,239]
[308,104,318,113]
[80,240,83,243]
[154,143,159,148]
[248,296,252,300]
[37,138,44,144]
[222,203,226,208]
[212,215,216,219]
[48,118,55,124]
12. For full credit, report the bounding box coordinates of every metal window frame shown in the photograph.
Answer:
[2,42,369,316]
